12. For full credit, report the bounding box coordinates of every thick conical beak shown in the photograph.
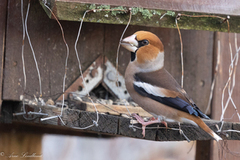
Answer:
[120,34,138,52]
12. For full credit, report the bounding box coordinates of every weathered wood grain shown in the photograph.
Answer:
[118,116,157,140]
[79,101,152,117]
[181,30,214,115]
[232,123,240,140]
[79,112,118,134]
[4,0,104,101]
[3,102,238,141]
[40,0,239,33]
[52,0,240,16]
[0,0,7,112]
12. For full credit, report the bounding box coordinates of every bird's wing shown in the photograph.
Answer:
[134,68,209,119]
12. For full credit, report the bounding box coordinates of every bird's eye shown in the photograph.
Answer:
[138,40,149,47]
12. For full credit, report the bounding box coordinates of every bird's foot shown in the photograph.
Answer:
[151,116,168,128]
[131,113,167,138]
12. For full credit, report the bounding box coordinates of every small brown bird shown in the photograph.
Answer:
[121,31,222,141]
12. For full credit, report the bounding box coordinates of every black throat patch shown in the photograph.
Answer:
[131,52,136,61]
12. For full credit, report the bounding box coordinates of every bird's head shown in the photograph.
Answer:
[121,31,164,72]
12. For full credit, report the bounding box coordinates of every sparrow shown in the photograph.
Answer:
[121,31,222,141]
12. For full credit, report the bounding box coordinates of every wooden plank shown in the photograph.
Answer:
[52,0,240,16]
[211,32,240,160]
[104,25,213,114]
[79,101,152,117]
[232,123,240,140]
[6,101,238,141]
[4,0,104,101]
[79,112,118,134]
[181,30,214,115]
[0,0,7,112]
[40,0,239,33]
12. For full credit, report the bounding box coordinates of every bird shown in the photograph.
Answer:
[120,31,222,141]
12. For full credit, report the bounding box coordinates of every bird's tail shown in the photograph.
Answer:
[182,113,222,141]
[195,117,222,141]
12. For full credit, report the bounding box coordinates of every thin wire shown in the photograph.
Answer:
[41,3,70,124]
[116,9,132,75]
[18,0,44,120]
[74,10,90,96]
[25,0,42,97]
[74,10,99,128]
[123,100,132,116]
[218,140,240,158]
[187,141,195,154]
[160,12,167,20]
[227,34,240,121]
[220,47,240,122]
[226,46,238,120]
[178,13,226,20]
[219,130,240,134]
[21,0,26,92]
[175,16,184,88]
[232,34,240,120]
[205,40,221,114]
[115,9,132,116]
[223,38,240,121]
[21,0,27,115]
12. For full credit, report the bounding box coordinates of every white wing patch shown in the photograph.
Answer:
[133,81,175,98]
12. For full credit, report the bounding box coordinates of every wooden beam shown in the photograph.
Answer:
[40,0,240,33]
[74,101,152,117]
[1,101,237,141]
[47,0,240,16]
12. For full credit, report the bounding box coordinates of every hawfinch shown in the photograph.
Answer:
[121,31,222,141]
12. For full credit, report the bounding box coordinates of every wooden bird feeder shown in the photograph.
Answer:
[1,0,240,159]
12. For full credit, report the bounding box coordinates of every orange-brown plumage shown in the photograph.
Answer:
[135,31,164,64]
[135,31,164,52]
[137,46,159,64]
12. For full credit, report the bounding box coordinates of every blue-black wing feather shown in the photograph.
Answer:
[134,73,210,119]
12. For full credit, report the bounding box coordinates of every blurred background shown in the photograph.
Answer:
[42,135,196,160]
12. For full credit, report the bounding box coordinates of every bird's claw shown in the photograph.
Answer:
[131,113,168,138]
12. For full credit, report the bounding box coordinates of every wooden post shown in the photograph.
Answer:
[0,0,7,112]
[211,32,240,160]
